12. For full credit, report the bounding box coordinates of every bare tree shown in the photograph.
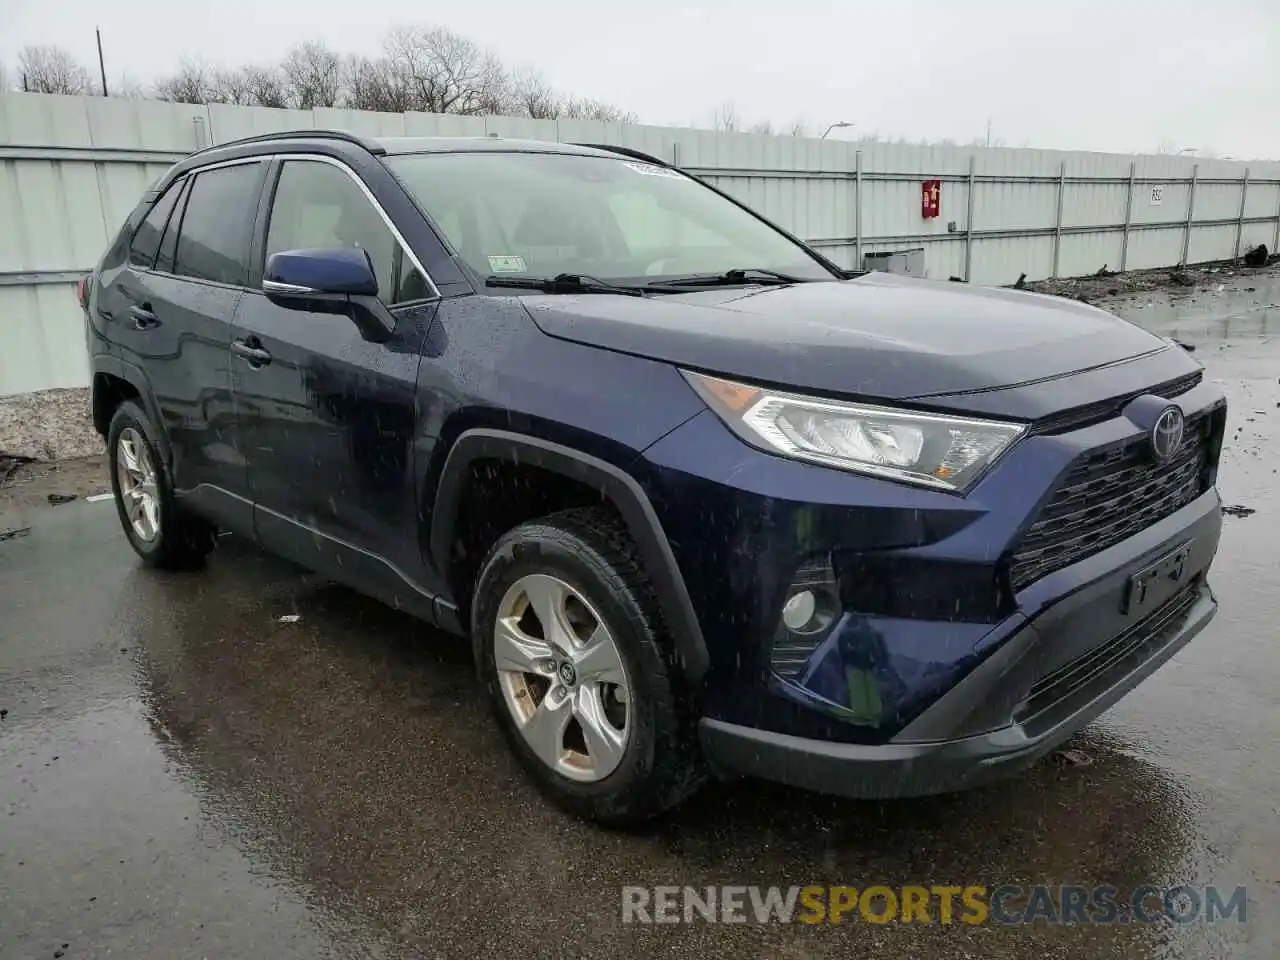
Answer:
[281,41,343,109]
[508,66,560,119]
[382,25,506,115]
[473,67,514,117]
[10,22,632,122]
[786,119,808,137]
[154,59,214,104]
[345,55,414,113]
[749,120,775,136]
[1154,137,1178,155]
[243,65,290,109]
[498,64,633,122]
[561,97,636,123]
[17,45,92,95]
[211,68,256,105]
[711,101,741,132]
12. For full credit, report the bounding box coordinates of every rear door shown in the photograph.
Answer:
[231,155,438,599]
[100,159,268,531]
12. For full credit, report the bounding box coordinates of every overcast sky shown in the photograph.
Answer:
[2,0,1278,159]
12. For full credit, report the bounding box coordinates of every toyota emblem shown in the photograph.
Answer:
[1150,406,1185,463]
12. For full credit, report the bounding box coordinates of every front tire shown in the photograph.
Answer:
[106,400,215,569]
[471,507,703,825]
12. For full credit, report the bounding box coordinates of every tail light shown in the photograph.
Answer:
[75,275,90,310]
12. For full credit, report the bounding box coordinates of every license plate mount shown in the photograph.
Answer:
[1123,540,1193,615]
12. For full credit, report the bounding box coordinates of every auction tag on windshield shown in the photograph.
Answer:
[488,255,527,273]
[622,161,686,180]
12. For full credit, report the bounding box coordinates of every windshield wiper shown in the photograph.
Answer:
[485,273,647,297]
[647,267,810,289]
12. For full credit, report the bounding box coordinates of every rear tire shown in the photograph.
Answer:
[471,507,703,825]
[107,400,215,570]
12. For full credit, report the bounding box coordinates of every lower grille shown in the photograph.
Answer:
[1015,580,1200,727]
[1009,412,1212,591]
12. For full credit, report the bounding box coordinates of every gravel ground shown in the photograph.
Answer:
[0,388,101,462]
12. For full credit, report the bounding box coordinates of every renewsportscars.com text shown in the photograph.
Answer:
[621,884,1247,925]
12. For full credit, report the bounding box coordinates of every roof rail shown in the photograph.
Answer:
[199,129,387,156]
[572,143,672,167]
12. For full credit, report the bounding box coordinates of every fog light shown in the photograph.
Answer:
[771,557,841,680]
[781,590,818,632]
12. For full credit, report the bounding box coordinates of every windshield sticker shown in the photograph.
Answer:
[622,161,687,180]
[488,255,528,274]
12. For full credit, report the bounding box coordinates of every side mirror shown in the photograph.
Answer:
[262,247,394,341]
[263,247,379,299]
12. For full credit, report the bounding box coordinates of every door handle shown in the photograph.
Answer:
[129,304,160,330]
[231,339,272,367]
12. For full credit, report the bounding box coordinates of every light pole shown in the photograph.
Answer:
[1177,147,1198,155]
[821,121,854,140]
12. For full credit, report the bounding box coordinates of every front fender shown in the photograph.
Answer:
[429,429,710,682]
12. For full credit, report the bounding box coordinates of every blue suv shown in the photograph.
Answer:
[80,130,1225,824]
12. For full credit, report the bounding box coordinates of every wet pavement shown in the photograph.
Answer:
[3,273,1279,959]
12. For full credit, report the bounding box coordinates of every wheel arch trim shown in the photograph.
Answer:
[91,354,172,467]
[429,428,710,683]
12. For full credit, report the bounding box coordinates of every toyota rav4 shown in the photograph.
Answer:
[80,130,1225,824]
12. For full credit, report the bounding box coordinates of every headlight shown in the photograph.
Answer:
[683,371,1026,492]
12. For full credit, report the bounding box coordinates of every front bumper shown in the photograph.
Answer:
[698,488,1221,798]
[701,580,1214,798]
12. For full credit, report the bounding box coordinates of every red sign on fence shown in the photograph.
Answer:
[922,179,942,219]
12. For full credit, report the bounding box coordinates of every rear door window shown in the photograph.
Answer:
[173,162,266,286]
[155,179,191,275]
[128,179,184,269]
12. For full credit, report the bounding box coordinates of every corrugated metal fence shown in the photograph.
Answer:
[4,91,1280,397]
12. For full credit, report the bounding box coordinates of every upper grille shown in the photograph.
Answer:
[1009,411,1212,591]
[1028,370,1202,436]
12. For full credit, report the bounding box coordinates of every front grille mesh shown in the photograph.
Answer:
[1009,412,1211,591]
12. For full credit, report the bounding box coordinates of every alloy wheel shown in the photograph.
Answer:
[116,427,160,543]
[494,573,633,782]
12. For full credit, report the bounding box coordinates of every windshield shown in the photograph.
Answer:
[385,151,837,286]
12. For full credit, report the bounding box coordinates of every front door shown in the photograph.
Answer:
[230,156,438,604]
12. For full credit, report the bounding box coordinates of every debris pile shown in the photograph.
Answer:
[1019,259,1280,302]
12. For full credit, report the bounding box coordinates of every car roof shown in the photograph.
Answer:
[372,136,623,158]
[147,130,656,202]
[192,129,635,162]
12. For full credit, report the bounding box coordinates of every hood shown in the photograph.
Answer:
[521,272,1173,402]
